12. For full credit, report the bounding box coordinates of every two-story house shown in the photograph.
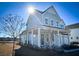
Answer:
[20,6,70,49]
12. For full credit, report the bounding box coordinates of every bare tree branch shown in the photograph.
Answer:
[0,14,25,38]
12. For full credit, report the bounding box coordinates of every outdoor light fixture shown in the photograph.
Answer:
[28,6,35,14]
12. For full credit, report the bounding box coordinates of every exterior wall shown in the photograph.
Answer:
[27,6,65,30]
[53,32,69,47]
[20,6,69,48]
[20,29,69,48]
[69,28,79,42]
[27,11,43,30]
[53,34,59,46]
[42,7,65,29]
[32,34,38,46]
[27,16,42,30]
[27,29,40,47]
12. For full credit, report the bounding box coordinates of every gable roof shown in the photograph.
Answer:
[43,6,56,14]
[27,5,65,26]
[35,5,56,14]
[35,9,43,14]
[34,5,63,21]
[66,23,79,29]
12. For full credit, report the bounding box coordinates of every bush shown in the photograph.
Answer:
[70,42,79,46]
[61,44,79,50]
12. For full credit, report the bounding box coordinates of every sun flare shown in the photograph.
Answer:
[28,6,35,14]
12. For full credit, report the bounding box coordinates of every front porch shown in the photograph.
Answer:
[26,27,70,48]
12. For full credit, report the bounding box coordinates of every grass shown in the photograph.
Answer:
[0,41,20,56]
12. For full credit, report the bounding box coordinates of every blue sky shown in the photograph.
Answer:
[0,2,79,25]
[0,2,79,37]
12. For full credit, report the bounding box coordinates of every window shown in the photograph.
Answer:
[45,19,48,24]
[61,25,64,28]
[51,20,53,26]
[56,22,58,27]
[71,37,73,39]
[76,37,79,39]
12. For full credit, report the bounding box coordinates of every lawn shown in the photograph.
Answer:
[0,41,21,56]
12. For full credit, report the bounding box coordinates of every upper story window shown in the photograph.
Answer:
[51,20,53,26]
[71,37,73,39]
[45,19,48,24]
[56,22,58,27]
[61,25,64,29]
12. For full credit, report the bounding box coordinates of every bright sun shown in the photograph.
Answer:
[28,6,35,14]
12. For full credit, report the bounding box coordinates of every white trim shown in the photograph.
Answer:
[31,29,33,45]
[38,28,41,47]
[27,32,28,44]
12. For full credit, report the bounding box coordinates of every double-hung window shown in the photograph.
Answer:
[61,25,64,29]
[51,20,53,26]
[45,19,48,24]
[56,22,58,27]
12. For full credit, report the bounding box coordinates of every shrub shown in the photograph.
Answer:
[61,44,79,50]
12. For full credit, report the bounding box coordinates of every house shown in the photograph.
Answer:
[20,6,70,49]
[66,23,79,43]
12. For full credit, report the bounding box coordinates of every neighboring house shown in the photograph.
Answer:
[20,6,70,48]
[66,23,79,43]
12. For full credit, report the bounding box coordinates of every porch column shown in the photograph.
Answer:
[68,34,70,44]
[49,30,51,48]
[38,28,41,47]
[57,30,60,46]
[31,29,34,45]
[57,30,59,40]
[27,32,28,44]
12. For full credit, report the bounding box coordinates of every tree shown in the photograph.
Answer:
[0,14,25,55]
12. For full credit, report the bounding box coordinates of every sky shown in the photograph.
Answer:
[0,2,79,25]
[0,2,79,37]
